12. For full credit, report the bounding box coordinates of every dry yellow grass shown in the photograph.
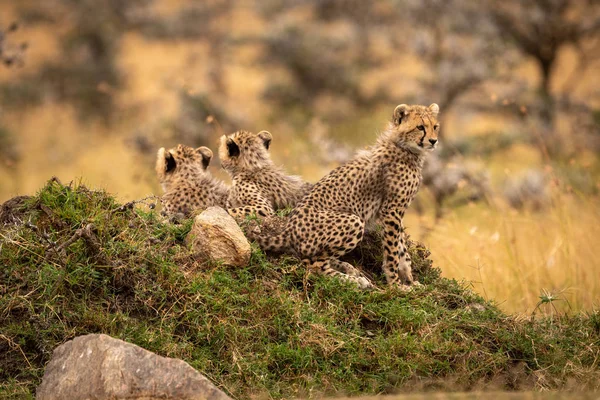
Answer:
[406,190,600,314]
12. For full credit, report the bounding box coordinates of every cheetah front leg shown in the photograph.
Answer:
[227,192,274,220]
[380,209,418,287]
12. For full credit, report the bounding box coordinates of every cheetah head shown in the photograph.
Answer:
[219,130,273,174]
[155,144,214,190]
[390,103,440,153]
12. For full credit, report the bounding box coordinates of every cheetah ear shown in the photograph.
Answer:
[428,103,440,115]
[258,130,272,150]
[393,104,409,125]
[226,138,240,157]
[196,146,213,170]
[165,151,177,173]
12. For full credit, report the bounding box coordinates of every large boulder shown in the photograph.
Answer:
[186,206,251,267]
[36,334,231,400]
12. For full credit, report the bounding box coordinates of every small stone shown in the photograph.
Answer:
[186,206,251,267]
[467,303,486,313]
[36,334,231,400]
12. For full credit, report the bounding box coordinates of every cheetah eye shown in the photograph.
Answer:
[434,125,440,130]
[417,125,425,131]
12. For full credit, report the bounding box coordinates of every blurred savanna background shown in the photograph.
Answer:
[0,0,598,314]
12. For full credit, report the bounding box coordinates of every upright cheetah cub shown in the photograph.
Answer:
[156,144,229,217]
[257,103,440,289]
[219,130,312,218]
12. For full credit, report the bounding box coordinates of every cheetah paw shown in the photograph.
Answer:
[356,276,375,290]
[397,284,412,292]
[389,280,415,292]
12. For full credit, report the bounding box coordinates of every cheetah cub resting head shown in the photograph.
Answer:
[255,103,440,290]
[219,130,312,219]
[155,144,229,218]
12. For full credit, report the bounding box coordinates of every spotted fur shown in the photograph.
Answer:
[256,104,440,289]
[219,130,312,218]
[156,144,229,217]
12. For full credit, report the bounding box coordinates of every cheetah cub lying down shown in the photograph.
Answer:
[156,144,229,217]
[257,103,440,289]
[219,130,312,219]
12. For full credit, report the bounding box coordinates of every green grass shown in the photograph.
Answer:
[1,179,599,399]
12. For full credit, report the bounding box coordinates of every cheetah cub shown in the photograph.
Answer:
[219,130,312,218]
[257,103,440,289]
[156,144,229,217]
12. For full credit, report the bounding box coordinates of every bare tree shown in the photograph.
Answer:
[400,0,516,120]
[489,0,600,132]
[255,1,400,119]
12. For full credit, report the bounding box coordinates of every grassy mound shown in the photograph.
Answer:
[1,179,599,399]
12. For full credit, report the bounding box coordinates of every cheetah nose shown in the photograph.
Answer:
[429,139,438,145]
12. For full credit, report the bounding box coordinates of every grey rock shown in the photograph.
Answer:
[36,334,231,400]
[186,206,251,267]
